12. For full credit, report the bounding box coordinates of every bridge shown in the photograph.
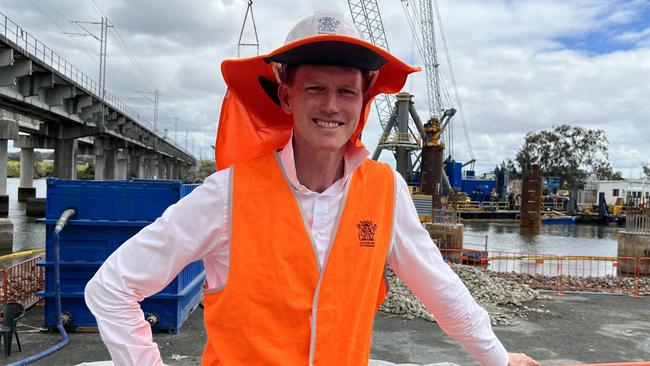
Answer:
[0,12,197,216]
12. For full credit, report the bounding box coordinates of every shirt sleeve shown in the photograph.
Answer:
[387,170,509,366]
[84,168,231,366]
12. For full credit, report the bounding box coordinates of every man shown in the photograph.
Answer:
[85,10,539,366]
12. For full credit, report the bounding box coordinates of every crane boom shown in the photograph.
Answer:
[347,0,394,129]
[402,0,476,169]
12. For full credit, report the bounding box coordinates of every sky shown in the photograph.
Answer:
[2,0,649,177]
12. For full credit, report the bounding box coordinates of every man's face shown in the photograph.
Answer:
[278,65,364,153]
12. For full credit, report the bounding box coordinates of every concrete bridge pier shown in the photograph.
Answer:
[0,138,8,218]
[142,160,151,178]
[170,162,179,180]
[104,149,116,180]
[143,154,155,178]
[174,163,182,180]
[156,157,165,179]
[143,155,153,178]
[165,161,173,179]
[0,119,18,248]
[54,139,78,180]
[18,147,35,201]
[0,119,19,217]
[94,147,105,180]
[129,150,144,178]
[179,165,188,180]
[148,154,162,179]
[94,139,117,180]
[116,149,128,180]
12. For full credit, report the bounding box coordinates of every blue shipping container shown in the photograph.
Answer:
[46,179,183,222]
[40,179,205,333]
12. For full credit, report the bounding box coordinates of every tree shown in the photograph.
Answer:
[643,162,650,177]
[503,159,520,180]
[515,124,613,190]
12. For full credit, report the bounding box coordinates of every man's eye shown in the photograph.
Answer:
[306,86,324,92]
[340,89,357,95]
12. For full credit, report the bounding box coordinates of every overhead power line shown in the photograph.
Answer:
[27,0,138,97]
[84,0,157,89]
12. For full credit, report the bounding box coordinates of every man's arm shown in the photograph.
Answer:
[84,169,231,366]
[387,170,509,366]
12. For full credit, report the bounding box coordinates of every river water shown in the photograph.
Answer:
[4,177,47,256]
[463,221,618,257]
[2,177,619,260]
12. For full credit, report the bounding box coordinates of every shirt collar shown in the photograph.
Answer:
[277,130,369,193]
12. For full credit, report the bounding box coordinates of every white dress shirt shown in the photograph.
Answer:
[84,137,508,366]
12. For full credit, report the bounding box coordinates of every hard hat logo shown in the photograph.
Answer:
[317,16,341,34]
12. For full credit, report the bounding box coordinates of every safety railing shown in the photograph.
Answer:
[463,234,488,251]
[430,209,460,224]
[625,214,650,235]
[378,132,421,146]
[479,201,510,211]
[0,254,44,309]
[542,200,567,211]
[440,249,647,297]
[0,12,152,130]
[455,201,482,210]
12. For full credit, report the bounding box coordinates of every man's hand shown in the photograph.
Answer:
[508,352,539,366]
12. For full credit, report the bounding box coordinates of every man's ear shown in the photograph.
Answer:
[278,84,292,115]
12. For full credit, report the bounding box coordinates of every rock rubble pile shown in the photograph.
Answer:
[379,265,551,326]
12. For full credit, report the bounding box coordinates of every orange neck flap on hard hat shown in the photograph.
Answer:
[214,34,420,171]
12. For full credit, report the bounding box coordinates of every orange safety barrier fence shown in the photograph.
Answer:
[0,254,44,310]
[557,256,637,296]
[439,249,646,297]
[440,249,562,290]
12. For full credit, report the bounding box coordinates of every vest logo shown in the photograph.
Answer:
[317,16,340,34]
[357,220,377,248]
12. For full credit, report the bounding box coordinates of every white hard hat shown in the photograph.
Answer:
[264,9,387,72]
[284,9,364,43]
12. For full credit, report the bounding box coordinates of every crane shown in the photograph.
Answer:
[348,0,478,207]
[401,0,476,171]
[347,0,424,184]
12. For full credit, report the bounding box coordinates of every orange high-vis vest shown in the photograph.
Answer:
[202,153,396,365]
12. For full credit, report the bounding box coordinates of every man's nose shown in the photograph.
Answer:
[320,91,339,114]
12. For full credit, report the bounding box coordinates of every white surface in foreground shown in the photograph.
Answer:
[76,361,461,366]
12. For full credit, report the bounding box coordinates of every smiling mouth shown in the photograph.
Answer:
[313,118,344,128]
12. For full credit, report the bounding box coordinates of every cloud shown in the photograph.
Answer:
[612,26,650,46]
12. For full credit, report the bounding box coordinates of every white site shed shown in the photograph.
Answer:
[590,179,650,205]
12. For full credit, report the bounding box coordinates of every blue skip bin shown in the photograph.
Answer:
[38,179,204,333]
